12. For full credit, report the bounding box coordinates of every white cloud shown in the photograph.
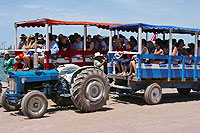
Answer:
[21,4,50,10]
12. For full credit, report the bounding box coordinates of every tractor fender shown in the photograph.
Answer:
[70,66,102,84]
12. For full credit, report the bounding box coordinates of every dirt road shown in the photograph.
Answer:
[1,89,200,133]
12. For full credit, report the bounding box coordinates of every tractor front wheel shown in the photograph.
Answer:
[0,89,20,111]
[21,91,48,118]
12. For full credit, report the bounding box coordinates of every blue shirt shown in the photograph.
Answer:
[50,40,59,57]
[95,41,108,50]
[72,41,83,50]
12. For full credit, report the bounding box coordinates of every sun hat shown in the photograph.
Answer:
[20,34,27,39]
[29,34,35,39]
[4,51,9,57]
[38,34,43,40]
[94,52,103,58]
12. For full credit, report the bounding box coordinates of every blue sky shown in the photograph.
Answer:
[0,0,200,49]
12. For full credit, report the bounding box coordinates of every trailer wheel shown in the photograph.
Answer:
[71,68,109,112]
[0,89,20,111]
[144,83,162,105]
[177,88,191,95]
[21,91,48,118]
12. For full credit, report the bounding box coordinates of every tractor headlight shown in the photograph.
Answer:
[21,78,26,84]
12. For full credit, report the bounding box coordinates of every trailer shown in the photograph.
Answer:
[107,23,200,104]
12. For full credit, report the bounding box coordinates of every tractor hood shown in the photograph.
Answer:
[8,69,59,82]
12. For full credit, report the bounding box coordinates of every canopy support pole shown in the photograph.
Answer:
[163,31,165,41]
[109,30,112,51]
[14,24,17,51]
[83,25,87,51]
[116,30,119,39]
[168,29,173,81]
[50,25,52,34]
[194,32,199,81]
[45,24,49,51]
[138,27,142,54]
[138,27,142,81]
[146,33,148,41]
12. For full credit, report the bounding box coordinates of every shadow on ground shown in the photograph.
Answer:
[112,92,200,106]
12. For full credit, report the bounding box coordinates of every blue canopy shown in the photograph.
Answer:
[110,23,200,35]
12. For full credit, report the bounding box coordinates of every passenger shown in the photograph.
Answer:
[35,33,39,42]
[128,39,149,76]
[37,33,59,66]
[95,35,108,51]
[59,36,70,51]
[119,42,134,76]
[177,39,186,56]
[113,38,126,73]
[185,43,194,65]
[72,36,83,51]
[23,34,36,70]
[2,52,14,86]
[72,36,83,59]
[171,40,179,64]
[153,39,164,64]
[86,35,94,51]
[18,34,27,49]
[53,35,58,42]
[129,36,138,52]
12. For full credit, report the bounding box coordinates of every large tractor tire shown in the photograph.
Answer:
[71,68,109,112]
[0,89,20,111]
[177,88,191,96]
[144,83,162,105]
[21,91,48,118]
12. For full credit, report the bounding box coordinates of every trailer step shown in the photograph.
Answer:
[107,74,139,81]
[110,84,132,90]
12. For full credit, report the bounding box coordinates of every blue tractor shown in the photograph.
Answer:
[0,64,109,118]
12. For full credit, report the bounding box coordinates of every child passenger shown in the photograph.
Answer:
[119,42,134,75]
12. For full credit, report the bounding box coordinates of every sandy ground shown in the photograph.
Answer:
[1,88,200,133]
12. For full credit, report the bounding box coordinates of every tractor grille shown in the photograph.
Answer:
[9,78,16,93]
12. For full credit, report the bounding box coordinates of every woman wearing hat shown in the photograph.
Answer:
[2,52,14,86]
[18,34,27,49]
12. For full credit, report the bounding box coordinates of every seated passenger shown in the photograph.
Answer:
[95,35,108,51]
[113,38,126,73]
[171,41,178,64]
[72,36,83,51]
[128,39,149,76]
[119,42,134,75]
[23,34,36,70]
[152,40,164,64]
[18,34,27,49]
[37,33,59,67]
[59,36,70,51]
[72,36,83,59]
[86,35,94,51]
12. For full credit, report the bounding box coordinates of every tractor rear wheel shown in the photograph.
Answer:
[71,68,109,112]
[21,91,48,118]
[0,89,20,111]
[177,88,191,95]
[144,83,162,105]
